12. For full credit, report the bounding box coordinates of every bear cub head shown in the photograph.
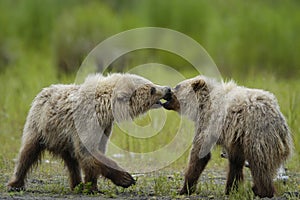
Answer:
[112,74,172,120]
[162,76,209,116]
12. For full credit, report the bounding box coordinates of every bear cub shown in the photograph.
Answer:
[8,73,171,192]
[163,75,293,198]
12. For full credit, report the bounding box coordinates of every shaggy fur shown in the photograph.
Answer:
[163,75,293,198]
[8,73,171,192]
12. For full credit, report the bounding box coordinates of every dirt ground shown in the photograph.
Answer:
[1,170,299,200]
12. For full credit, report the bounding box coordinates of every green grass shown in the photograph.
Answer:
[1,0,300,77]
[0,0,299,198]
[0,49,299,199]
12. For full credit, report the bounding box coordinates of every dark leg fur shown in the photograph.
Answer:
[225,144,245,195]
[103,164,136,188]
[250,167,275,198]
[61,151,82,190]
[79,151,135,192]
[7,138,44,191]
[83,168,99,192]
[179,148,211,195]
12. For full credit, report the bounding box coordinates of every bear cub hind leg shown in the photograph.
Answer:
[7,136,44,191]
[250,165,275,198]
[225,144,245,195]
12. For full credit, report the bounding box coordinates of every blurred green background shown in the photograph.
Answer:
[0,0,299,185]
[1,0,299,78]
[0,0,300,162]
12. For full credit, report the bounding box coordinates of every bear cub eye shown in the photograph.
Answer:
[150,87,156,95]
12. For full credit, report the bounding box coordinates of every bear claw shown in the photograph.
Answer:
[110,170,135,188]
[7,185,25,192]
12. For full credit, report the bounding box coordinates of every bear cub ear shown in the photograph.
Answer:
[191,79,207,92]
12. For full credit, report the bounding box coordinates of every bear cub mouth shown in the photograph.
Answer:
[161,92,179,111]
[163,91,173,101]
[152,90,173,109]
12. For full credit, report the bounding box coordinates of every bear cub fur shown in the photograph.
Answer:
[163,75,293,198]
[8,73,171,192]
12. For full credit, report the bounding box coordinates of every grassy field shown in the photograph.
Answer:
[0,49,299,199]
[0,0,299,199]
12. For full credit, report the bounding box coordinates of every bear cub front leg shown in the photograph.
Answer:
[80,152,135,192]
[180,149,211,195]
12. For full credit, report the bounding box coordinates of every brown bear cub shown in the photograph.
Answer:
[163,75,293,198]
[8,73,171,192]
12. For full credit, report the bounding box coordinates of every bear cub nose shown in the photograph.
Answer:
[163,87,172,101]
[166,87,171,94]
